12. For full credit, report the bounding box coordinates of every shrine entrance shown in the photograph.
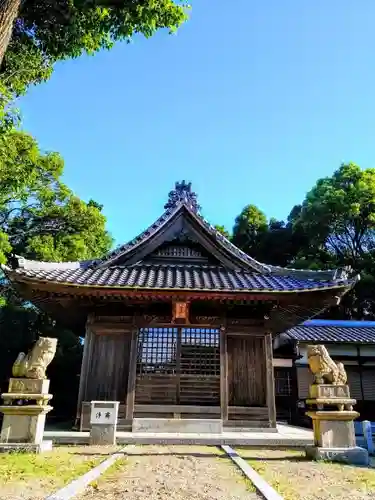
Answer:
[135,326,221,407]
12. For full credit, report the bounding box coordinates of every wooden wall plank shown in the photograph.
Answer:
[265,332,277,427]
[76,315,93,423]
[125,327,138,421]
[85,330,131,402]
[220,326,229,421]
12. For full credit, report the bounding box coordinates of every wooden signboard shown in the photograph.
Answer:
[172,301,189,324]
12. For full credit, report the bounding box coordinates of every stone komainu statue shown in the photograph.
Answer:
[12,337,58,379]
[307,344,347,385]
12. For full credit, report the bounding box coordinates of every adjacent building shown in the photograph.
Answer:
[274,320,375,424]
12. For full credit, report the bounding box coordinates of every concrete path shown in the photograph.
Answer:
[76,445,261,500]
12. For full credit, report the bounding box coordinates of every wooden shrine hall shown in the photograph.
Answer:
[4,181,358,432]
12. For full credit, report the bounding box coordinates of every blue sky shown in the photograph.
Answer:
[19,1,375,247]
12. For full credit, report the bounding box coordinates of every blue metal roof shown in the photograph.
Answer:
[302,319,375,327]
[286,320,375,344]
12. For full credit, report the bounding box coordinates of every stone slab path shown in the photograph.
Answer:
[80,445,261,500]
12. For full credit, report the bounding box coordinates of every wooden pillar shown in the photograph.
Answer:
[357,346,365,401]
[220,325,228,422]
[265,332,277,428]
[290,360,299,425]
[125,325,138,423]
[75,314,94,426]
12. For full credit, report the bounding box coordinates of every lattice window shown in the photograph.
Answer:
[154,246,203,258]
[274,368,293,396]
[136,327,178,375]
[135,326,221,406]
[180,328,220,375]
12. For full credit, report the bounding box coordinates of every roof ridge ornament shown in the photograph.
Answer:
[164,181,201,213]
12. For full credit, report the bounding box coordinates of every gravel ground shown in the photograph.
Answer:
[237,448,375,500]
[82,445,261,500]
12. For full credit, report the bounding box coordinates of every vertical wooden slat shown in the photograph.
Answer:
[290,361,299,424]
[176,327,182,404]
[265,333,277,428]
[220,325,228,421]
[76,314,94,424]
[227,335,266,407]
[358,347,365,400]
[125,325,138,422]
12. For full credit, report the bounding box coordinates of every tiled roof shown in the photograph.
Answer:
[9,263,356,292]
[88,181,351,282]
[285,324,375,343]
[91,203,272,274]
[91,201,351,281]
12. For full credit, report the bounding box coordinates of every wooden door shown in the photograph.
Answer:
[227,335,266,406]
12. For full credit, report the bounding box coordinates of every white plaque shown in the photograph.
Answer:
[90,401,119,425]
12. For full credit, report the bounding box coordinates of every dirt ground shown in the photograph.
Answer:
[237,448,375,500]
[0,445,120,500]
[81,445,260,500]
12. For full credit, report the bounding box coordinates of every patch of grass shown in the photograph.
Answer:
[235,448,375,500]
[239,474,257,493]
[89,456,127,490]
[0,446,103,496]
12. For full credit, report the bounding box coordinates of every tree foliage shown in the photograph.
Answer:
[0,128,112,264]
[232,204,268,252]
[228,163,375,319]
[293,163,375,266]
[231,205,307,267]
[214,224,231,239]
[0,0,189,95]
[0,125,112,421]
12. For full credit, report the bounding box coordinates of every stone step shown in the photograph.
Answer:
[132,418,223,434]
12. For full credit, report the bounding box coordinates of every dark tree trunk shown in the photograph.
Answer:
[0,0,21,67]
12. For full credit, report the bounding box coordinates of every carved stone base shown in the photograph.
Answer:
[1,378,53,407]
[309,384,350,399]
[307,385,356,411]
[306,410,359,448]
[0,405,52,445]
[7,378,50,395]
[306,446,369,466]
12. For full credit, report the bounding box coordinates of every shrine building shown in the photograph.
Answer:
[4,181,358,432]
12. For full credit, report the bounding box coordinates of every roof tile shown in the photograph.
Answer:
[286,325,375,343]
[13,263,355,293]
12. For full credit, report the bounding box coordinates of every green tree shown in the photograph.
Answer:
[0,0,188,95]
[0,127,112,422]
[232,204,268,253]
[0,128,112,264]
[214,224,231,239]
[292,162,375,319]
[294,163,375,266]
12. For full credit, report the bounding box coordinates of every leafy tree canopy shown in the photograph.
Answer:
[0,126,112,420]
[232,204,268,251]
[1,0,189,96]
[0,127,113,264]
[292,163,375,267]
[214,224,231,239]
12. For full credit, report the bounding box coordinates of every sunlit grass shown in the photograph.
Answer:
[235,448,375,500]
[0,446,105,496]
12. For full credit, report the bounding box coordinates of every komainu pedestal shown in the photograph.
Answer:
[305,345,369,466]
[0,378,53,453]
[0,337,57,453]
